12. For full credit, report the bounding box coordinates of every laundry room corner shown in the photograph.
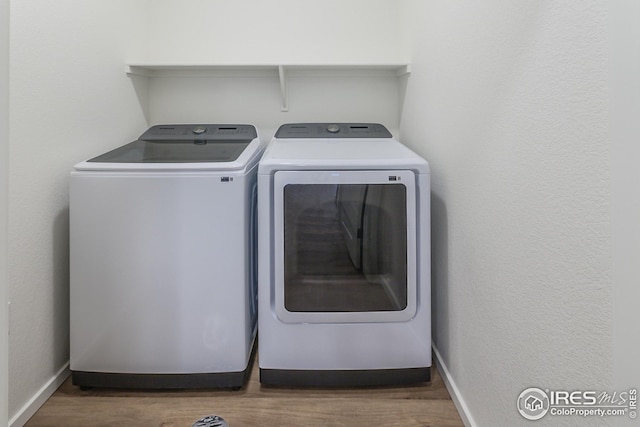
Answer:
[4,0,622,426]
[7,1,149,425]
[400,1,611,426]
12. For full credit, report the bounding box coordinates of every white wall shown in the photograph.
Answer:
[143,0,408,138]
[1,0,9,424]
[400,1,611,426]
[145,0,406,65]
[611,1,640,422]
[8,0,148,423]
[148,71,403,140]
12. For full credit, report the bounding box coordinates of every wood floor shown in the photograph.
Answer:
[25,355,464,427]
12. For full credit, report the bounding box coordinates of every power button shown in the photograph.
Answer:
[327,124,340,134]
[192,126,207,135]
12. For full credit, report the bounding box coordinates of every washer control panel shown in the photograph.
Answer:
[140,124,257,141]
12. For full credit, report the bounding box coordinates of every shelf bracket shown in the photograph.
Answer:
[125,65,154,77]
[278,65,288,112]
[397,64,412,76]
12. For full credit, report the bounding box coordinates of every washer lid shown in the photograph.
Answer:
[88,124,257,163]
[74,124,263,171]
[87,139,252,163]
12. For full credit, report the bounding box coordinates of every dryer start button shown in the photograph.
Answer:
[327,124,340,133]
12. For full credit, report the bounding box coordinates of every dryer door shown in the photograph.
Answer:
[273,170,418,323]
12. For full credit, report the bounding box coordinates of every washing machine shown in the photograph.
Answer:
[258,123,431,387]
[70,124,264,389]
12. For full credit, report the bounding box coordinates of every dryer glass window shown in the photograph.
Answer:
[283,183,407,312]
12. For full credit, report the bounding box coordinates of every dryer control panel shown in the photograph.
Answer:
[275,123,392,139]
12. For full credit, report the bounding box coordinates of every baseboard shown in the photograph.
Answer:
[9,362,70,427]
[12,350,471,427]
[432,344,478,427]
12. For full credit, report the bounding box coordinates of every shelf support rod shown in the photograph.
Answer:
[278,65,288,112]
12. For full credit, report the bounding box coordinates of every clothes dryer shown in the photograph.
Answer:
[258,123,431,386]
[70,124,263,389]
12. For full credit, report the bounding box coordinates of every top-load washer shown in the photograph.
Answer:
[70,124,264,389]
[258,123,431,387]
